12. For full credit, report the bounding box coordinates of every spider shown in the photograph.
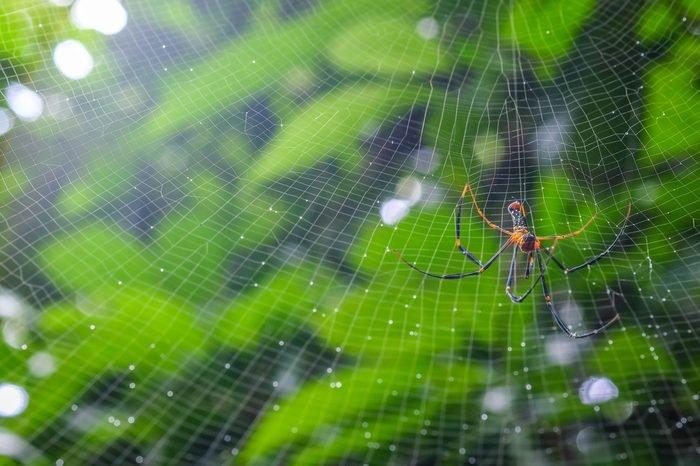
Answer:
[395,184,632,338]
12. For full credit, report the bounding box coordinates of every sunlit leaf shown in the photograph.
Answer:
[586,331,675,388]
[241,84,439,190]
[40,224,157,294]
[240,359,486,464]
[643,38,700,160]
[638,2,680,43]
[0,165,28,206]
[504,0,596,69]
[11,286,205,436]
[328,17,447,77]
[215,265,340,349]
[143,0,426,142]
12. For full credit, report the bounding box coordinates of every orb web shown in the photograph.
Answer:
[0,0,698,464]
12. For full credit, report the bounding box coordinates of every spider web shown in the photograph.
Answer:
[0,0,699,464]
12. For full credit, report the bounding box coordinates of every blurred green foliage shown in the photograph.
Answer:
[1,0,699,465]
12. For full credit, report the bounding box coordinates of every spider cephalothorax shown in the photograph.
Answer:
[395,184,632,339]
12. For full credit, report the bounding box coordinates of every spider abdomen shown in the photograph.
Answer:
[514,231,540,252]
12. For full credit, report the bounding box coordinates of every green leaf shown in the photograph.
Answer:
[643,38,700,161]
[241,84,439,190]
[629,163,699,267]
[152,174,237,302]
[215,265,339,349]
[0,1,53,63]
[328,17,446,77]
[55,160,140,217]
[472,131,505,167]
[240,358,485,464]
[504,0,595,76]
[142,0,426,142]
[680,0,700,17]
[0,164,28,206]
[134,0,204,33]
[12,286,205,436]
[638,2,680,43]
[586,331,675,390]
[40,224,157,294]
[535,172,628,239]
[288,414,424,466]
[422,72,506,187]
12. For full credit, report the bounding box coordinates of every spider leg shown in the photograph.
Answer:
[455,189,483,267]
[542,247,567,272]
[539,203,631,242]
[394,239,512,280]
[463,184,513,237]
[536,251,620,338]
[506,248,543,303]
[543,203,632,274]
[537,213,596,241]
[524,251,534,279]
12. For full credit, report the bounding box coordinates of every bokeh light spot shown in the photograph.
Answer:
[0,384,29,418]
[380,199,411,225]
[0,109,14,136]
[53,40,94,80]
[70,0,128,35]
[6,84,44,122]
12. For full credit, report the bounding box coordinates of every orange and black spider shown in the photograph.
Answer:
[395,184,632,338]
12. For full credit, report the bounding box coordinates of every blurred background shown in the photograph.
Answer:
[0,0,698,464]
